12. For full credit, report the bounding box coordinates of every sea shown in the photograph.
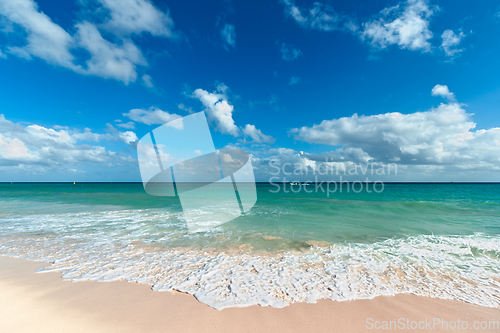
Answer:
[0,182,499,309]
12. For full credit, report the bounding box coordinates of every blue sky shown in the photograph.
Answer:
[0,0,500,182]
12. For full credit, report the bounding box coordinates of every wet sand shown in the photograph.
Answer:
[0,255,498,332]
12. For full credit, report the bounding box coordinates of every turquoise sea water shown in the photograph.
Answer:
[0,183,499,309]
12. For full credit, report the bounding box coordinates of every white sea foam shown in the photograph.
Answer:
[0,232,499,309]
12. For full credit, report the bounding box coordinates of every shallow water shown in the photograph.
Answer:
[0,183,499,309]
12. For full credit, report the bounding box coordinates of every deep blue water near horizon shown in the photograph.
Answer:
[0,182,499,309]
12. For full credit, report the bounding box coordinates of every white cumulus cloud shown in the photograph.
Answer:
[0,135,30,159]
[361,0,436,52]
[123,107,181,125]
[189,84,275,143]
[289,86,500,170]
[441,29,465,57]
[0,0,176,84]
[242,124,276,144]
[431,84,455,101]
[98,0,175,37]
[0,114,136,167]
[74,21,147,84]
[191,86,239,136]
[282,0,440,55]
[118,131,138,144]
[0,0,77,69]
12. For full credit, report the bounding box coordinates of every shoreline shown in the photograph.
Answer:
[2,233,499,310]
[1,255,499,332]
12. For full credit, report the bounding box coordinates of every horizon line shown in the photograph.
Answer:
[2,182,500,184]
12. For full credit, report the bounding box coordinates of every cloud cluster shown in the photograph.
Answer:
[361,0,435,52]
[114,120,135,129]
[288,85,500,170]
[282,0,436,52]
[74,21,147,83]
[0,114,136,167]
[123,107,181,125]
[220,23,236,49]
[280,42,302,61]
[189,84,275,144]
[0,0,175,84]
[250,147,381,181]
[242,124,276,144]
[0,0,76,67]
[282,0,358,32]
[99,0,174,37]
[441,29,465,57]
[191,86,239,136]
[282,0,357,32]
[282,0,465,57]
[118,84,275,145]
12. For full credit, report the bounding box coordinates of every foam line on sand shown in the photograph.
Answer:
[0,255,499,333]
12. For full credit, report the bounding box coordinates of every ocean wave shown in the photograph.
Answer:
[0,233,499,310]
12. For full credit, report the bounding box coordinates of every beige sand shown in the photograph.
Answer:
[0,255,498,333]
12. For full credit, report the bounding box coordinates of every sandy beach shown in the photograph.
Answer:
[1,255,498,333]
